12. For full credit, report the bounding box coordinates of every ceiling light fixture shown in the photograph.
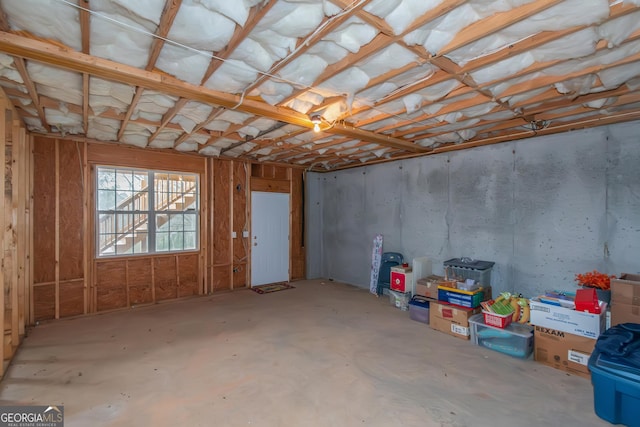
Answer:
[310,114,322,132]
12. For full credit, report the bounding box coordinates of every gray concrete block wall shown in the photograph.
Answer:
[448,144,515,293]
[512,129,608,297]
[306,121,640,297]
[399,156,449,265]
[305,172,324,279]
[606,123,640,274]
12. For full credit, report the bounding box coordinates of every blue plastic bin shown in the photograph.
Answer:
[588,323,640,427]
[408,296,430,324]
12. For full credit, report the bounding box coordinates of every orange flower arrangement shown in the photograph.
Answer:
[575,270,615,290]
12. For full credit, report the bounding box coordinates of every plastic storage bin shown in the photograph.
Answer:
[409,296,430,324]
[469,314,533,358]
[389,290,410,311]
[444,258,494,287]
[588,323,640,427]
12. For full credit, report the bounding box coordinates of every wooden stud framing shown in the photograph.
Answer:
[200,161,208,294]
[28,135,34,325]
[125,259,130,308]
[0,90,29,376]
[151,257,156,302]
[13,119,25,339]
[54,139,60,319]
[228,163,234,290]
[0,103,6,375]
[23,135,305,321]
[175,255,180,298]
[211,159,232,291]
[246,172,252,289]
[288,168,293,283]
[82,141,89,314]
[8,114,19,352]
[90,163,97,314]
[290,168,305,281]
[207,158,214,294]
[232,162,248,289]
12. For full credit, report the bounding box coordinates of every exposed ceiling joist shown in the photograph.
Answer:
[117,0,182,141]
[79,0,90,133]
[12,57,50,132]
[0,0,639,170]
[200,0,277,85]
[0,32,419,153]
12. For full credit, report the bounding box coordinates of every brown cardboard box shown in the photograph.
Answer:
[534,325,596,379]
[611,273,640,304]
[414,276,492,301]
[415,275,443,299]
[429,301,481,340]
[611,273,640,326]
[611,303,640,326]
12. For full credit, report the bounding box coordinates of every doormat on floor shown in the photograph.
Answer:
[251,282,295,294]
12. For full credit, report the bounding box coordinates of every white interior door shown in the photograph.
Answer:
[251,191,290,286]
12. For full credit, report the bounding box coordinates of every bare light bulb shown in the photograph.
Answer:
[310,114,322,132]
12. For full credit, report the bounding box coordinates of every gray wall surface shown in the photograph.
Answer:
[306,121,640,297]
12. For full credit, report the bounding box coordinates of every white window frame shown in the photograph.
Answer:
[95,166,199,258]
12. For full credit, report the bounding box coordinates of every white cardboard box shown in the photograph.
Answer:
[529,298,607,339]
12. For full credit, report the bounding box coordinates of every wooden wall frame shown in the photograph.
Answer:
[29,138,305,322]
[0,90,30,378]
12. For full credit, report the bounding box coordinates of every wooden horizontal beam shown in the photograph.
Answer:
[0,32,302,121]
[0,31,420,152]
[330,122,423,152]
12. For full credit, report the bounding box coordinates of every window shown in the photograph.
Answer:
[96,167,199,257]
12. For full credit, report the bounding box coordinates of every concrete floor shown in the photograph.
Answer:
[0,279,608,427]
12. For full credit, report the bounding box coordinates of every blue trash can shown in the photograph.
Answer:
[588,323,640,427]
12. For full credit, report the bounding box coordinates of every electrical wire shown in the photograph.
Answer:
[56,0,363,95]
[54,0,444,130]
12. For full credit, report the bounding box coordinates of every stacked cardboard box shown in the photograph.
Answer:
[611,274,640,326]
[530,297,607,378]
[417,267,492,340]
[414,275,444,299]
[429,301,481,340]
[533,326,595,378]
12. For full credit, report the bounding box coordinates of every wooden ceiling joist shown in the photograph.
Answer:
[345,2,640,134]
[79,0,90,133]
[12,57,50,132]
[147,0,182,72]
[243,0,372,95]
[435,0,565,57]
[200,0,277,85]
[117,0,182,141]
[0,32,418,152]
[172,107,224,148]
[1,1,640,170]
[277,0,471,120]
[147,97,189,144]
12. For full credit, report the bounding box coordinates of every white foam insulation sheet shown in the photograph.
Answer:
[0,0,639,170]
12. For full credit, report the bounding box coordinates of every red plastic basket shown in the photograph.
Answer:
[482,310,513,328]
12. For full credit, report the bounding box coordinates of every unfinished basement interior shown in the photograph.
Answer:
[0,0,639,426]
